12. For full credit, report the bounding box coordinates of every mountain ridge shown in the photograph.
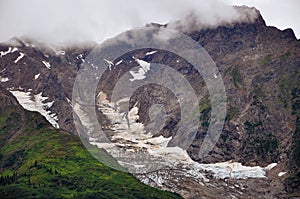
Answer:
[0,7,299,198]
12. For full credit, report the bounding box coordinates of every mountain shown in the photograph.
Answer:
[0,85,181,198]
[0,6,299,198]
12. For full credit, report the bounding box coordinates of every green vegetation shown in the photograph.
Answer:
[200,107,211,129]
[244,120,262,135]
[280,51,291,61]
[0,95,181,198]
[293,117,300,167]
[225,66,243,87]
[286,175,300,197]
[198,95,211,130]
[261,54,272,65]
[253,85,264,99]
[286,116,300,194]
[226,106,239,121]
[252,85,267,118]
[279,75,294,108]
[291,87,300,116]
[243,120,278,161]
[255,133,278,155]
[274,69,300,194]
[286,84,300,194]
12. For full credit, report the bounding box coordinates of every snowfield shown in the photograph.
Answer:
[89,91,278,183]
[10,90,59,128]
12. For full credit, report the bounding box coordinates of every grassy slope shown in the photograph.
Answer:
[0,91,181,198]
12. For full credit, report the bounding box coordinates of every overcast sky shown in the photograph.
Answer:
[0,0,298,43]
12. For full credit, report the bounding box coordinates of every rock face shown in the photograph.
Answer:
[0,39,97,133]
[0,6,299,198]
[92,91,280,198]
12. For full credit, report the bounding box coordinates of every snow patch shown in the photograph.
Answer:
[58,51,65,55]
[34,74,40,80]
[135,57,150,71]
[14,52,25,63]
[0,77,9,82]
[116,60,123,66]
[9,90,59,128]
[42,61,51,69]
[90,63,97,68]
[103,59,114,70]
[278,172,287,177]
[197,161,274,179]
[0,47,18,57]
[66,97,73,107]
[76,54,85,63]
[264,163,277,170]
[73,103,97,133]
[129,57,151,81]
[145,50,157,56]
[129,68,148,81]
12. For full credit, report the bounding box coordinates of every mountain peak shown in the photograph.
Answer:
[165,5,266,33]
[234,5,266,26]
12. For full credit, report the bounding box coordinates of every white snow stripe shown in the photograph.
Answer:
[145,50,157,56]
[9,90,59,128]
[278,172,286,177]
[0,47,18,57]
[103,59,114,70]
[116,60,123,66]
[14,52,25,63]
[42,61,51,69]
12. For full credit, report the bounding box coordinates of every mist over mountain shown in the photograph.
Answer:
[0,0,291,43]
[0,2,299,199]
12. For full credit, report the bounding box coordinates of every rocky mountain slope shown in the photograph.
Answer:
[0,85,181,198]
[0,6,299,198]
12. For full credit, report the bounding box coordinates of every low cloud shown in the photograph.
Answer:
[0,0,259,44]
